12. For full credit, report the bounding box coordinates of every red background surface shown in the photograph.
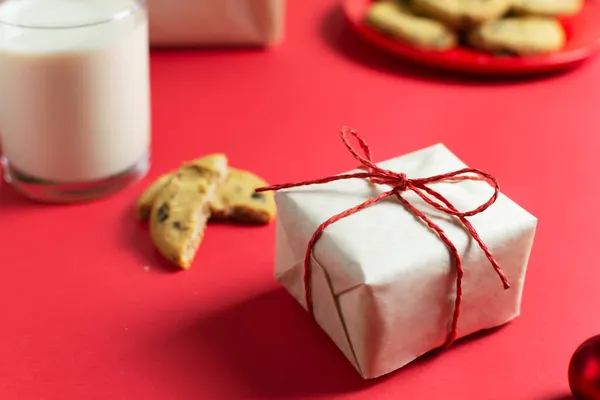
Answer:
[2,1,600,399]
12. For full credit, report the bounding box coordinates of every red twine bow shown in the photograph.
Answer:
[256,127,510,348]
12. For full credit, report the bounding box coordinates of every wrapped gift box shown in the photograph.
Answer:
[272,138,537,379]
[148,0,285,47]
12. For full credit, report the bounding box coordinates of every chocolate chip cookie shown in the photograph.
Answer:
[365,0,458,51]
[412,0,512,29]
[468,17,566,56]
[149,154,228,269]
[138,161,275,225]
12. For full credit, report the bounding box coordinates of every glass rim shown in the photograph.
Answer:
[0,0,146,30]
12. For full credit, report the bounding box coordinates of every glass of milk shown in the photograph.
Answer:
[0,0,150,202]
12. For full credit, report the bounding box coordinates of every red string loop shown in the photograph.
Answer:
[256,127,510,348]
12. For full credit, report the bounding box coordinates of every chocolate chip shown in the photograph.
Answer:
[157,203,170,222]
[172,221,188,231]
[251,192,265,201]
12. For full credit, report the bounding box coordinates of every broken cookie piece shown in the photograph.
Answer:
[137,155,235,220]
[138,162,276,225]
[209,168,276,224]
[137,173,172,219]
[149,154,228,269]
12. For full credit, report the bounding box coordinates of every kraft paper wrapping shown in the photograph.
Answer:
[274,143,537,379]
[148,0,285,47]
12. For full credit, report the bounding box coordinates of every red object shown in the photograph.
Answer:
[257,127,509,348]
[3,0,600,398]
[569,335,600,400]
[342,0,600,75]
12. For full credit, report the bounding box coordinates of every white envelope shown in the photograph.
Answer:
[148,0,285,47]
[274,143,537,379]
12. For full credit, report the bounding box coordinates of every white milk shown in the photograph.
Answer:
[0,0,150,183]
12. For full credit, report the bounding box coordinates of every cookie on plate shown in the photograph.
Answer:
[467,17,566,56]
[412,0,512,29]
[511,0,583,17]
[365,0,458,51]
[149,154,228,269]
[210,168,276,224]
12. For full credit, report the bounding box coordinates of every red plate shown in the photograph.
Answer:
[342,0,600,75]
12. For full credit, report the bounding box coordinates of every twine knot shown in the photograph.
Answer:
[390,172,408,191]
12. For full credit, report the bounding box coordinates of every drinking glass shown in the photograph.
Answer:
[0,0,151,202]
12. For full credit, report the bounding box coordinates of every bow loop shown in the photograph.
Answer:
[341,126,378,172]
[410,168,500,218]
[341,127,411,191]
